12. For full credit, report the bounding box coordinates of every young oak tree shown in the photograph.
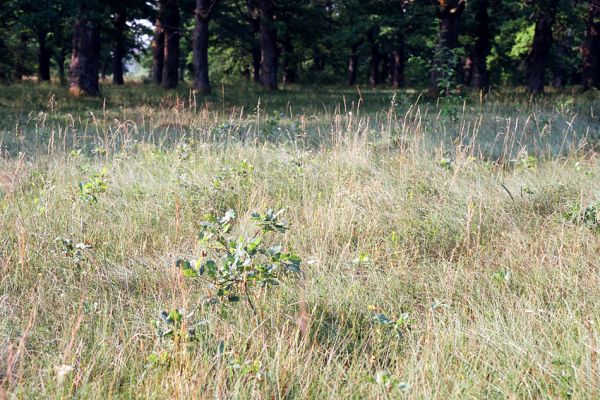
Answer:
[431,0,466,93]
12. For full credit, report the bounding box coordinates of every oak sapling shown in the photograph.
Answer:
[78,167,109,202]
[176,208,301,312]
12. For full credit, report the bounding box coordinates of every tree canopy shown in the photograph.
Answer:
[0,0,598,94]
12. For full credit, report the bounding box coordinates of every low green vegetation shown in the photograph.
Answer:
[1,85,599,398]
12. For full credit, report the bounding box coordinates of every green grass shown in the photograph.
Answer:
[1,83,599,398]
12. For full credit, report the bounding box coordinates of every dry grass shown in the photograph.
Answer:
[0,85,599,399]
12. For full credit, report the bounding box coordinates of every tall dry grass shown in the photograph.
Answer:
[1,85,599,398]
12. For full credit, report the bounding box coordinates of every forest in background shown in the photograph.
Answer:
[0,0,599,96]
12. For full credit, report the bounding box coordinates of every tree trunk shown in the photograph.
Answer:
[14,33,28,81]
[193,0,213,93]
[56,47,67,85]
[259,0,278,90]
[282,33,296,85]
[179,52,186,82]
[38,31,51,82]
[69,15,101,96]
[582,0,600,89]
[151,12,165,84]
[380,53,390,85]
[312,48,325,71]
[431,0,465,91]
[112,10,127,85]
[368,28,380,87]
[247,1,261,83]
[525,0,559,94]
[101,62,107,81]
[161,0,180,89]
[392,47,404,88]
[252,45,261,83]
[347,44,358,85]
[468,0,491,91]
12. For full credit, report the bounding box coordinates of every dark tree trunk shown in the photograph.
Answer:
[431,0,465,90]
[56,47,67,85]
[468,0,491,91]
[368,28,380,87]
[582,0,600,89]
[380,53,390,85]
[179,52,185,82]
[312,48,325,71]
[101,62,107,81]
[525,0,559,94]
[14,34,28,81]
[392,47,404,88]
[552,36,571,87]
[69,15,101,96]
[259,0,277,90]
[193,0,214,93]
[347,43,358,85]
[151,12,165,84]
[161,0,180,89]
[37,32,51,82]
[247,1,261,83]
[112,10,127,85]
[252,45,261,83]
[281,33,296,85]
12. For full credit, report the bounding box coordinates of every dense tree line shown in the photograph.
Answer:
[1,0,599,95]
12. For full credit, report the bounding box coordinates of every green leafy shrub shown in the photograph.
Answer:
[78,167,109,202]
[564,201,600,232]
[176,208,301,311]
[54,237,92,266]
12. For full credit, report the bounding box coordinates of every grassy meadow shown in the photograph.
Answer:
[1,82,599,398]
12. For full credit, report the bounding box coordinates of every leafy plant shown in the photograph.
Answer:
[432,47,461,97]
[439,157,454,171]
[176,208,301,312]
[78,167,109,202]
[259,112,284,138]
[368,370,410,392]
[564,201,599,232]
[228,357,265,381]
[372,312,410,338]
[492,270,511,285]
[54,237,92,266]
[154,308,207,340]
[146,351,170,367]
[351,252,371,267]
[516,154,537,171]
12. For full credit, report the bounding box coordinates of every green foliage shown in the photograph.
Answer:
[564,201,600,232]
[509,24,535,60]
[371,312,410,338]
[78,167,109,202]
[176,208,301,309]
[351,252,371,267]
[54,237,92,266]
[368,370,410,392]
[492,270,511,285]
[516,154,537,171]
[155,309,195,339]
[432,47,462,97]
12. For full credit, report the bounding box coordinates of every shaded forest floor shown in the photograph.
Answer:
[1,83,599,398]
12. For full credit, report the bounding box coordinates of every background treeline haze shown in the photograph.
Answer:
[0,0,599,95]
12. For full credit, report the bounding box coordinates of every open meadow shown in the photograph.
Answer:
[1,84,600,398]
